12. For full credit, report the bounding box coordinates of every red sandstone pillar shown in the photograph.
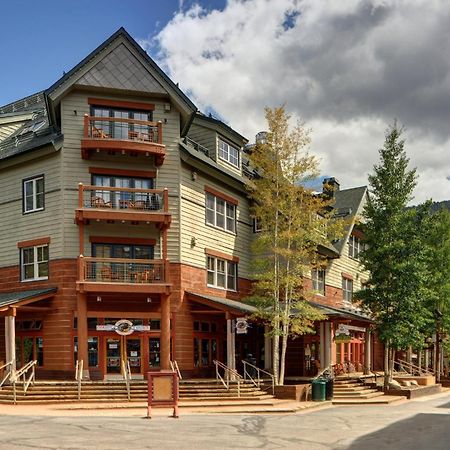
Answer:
[160,295,171,370]
[76,292,89,379]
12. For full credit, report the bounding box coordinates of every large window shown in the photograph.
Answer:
[23,175,44,213]
[205,192,236,233]
[207,256,237,291]
[218,138,239,168]
[342,277,353,303]
[348,235,363,259]
[21,244,49,281]
[311,268,326,295]
[92,243,154,260]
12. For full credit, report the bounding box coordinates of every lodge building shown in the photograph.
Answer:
[0,28,376,384]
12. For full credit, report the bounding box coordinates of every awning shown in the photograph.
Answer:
[0,288,57,312]
[186,291,257,315]
[310,301,373,323]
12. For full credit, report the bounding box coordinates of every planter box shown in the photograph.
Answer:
[393,375,435,386]
[386,384,441,399]
[274,384,310,401]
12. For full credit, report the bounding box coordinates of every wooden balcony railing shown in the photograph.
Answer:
[81,115,165,164]
[79,256,170,285]
[78,184,168,212]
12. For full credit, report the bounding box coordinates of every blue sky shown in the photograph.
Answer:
[0,0,225,106]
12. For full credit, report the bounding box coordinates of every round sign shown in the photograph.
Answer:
[115,319,134,336]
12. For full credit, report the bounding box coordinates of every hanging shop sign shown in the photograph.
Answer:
[96,319,151,336]
[236,318,249,334]
[335,324,351,343]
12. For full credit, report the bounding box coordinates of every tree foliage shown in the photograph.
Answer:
[246,106,343,385]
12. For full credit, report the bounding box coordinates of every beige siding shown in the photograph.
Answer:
[179,164,252,278]
[0,122,25,141]
[60,90,182,262]
[187,123,217,160]
[0,151,63,267]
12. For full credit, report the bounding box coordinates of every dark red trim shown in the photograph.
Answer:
[89,167,157,178]
[88,98,155,111]
[89,236,157,245]
[17,237,51,248]
[204,185,239,206]
[205,248,240,263]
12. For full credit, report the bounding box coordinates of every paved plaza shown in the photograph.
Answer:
[0,392,449,449]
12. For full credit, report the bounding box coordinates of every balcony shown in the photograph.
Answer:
[81,115,165,165]
[77,256,171,294]
[75,184,171,226]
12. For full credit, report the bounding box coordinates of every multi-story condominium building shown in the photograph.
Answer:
[0,28,376,383]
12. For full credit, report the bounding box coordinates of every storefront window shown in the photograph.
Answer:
[88,337,99,367]
[149,338,160,367]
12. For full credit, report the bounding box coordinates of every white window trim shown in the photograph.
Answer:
[21,244,49,282]
[348,235,363,259]
[206,256,237,292]
[342,277,353,303]
[23,175,44,214]
[205,193,237,234]
[218,137,240,168]
[312,268,326,296]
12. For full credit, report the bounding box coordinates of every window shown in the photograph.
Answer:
[23,175,44,213]
[348,235,363,259]
[205,193,236,233]
[312,268,326,295]
[342,277,353,303]
[218,138,240,168]
[252,217,262,233]
[207,256,237,291]
[21,244,49,281]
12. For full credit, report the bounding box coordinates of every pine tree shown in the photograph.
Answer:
[246,106,342,385]
[356,123,433,387]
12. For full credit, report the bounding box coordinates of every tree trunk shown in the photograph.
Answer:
[272,318,280,385]
[388,347,395,382]
[383,343,390,390]
[279,320,289,385]
[417,348,422,374]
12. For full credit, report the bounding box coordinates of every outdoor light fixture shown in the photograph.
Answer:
[97,296,102,302]
[191,237,196,248]
[147,297,152,303]
[191,171,197,181]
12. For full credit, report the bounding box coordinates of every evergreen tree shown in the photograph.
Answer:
[356,123,433,387]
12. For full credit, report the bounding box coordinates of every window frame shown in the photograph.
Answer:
[342,277,353,303]
[205,192,236,234]
[206,256,238,291]
[22,175,45,214]
[348,234,363,259]
[311,268,326,296]
[218,137,240,168]
[20,244,49,282]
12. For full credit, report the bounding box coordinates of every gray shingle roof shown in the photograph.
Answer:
[187,291,257,314]
[332,186,367,254]
[0,288,57,309]
[310,301,372,322]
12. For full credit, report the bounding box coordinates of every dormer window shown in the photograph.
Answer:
[218,138,239,168]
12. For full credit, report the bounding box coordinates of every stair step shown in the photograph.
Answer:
[333,391,383,399]
[332,395,404,405]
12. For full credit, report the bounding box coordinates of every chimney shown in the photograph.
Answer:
[322,177,340,198]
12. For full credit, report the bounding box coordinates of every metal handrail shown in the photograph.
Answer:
[12,360,37,404]
[242,360,275,395]
[395,359,434,376]
[75,360,83,400]
[170,360,182,380]
[122,359,131,401]
[213,360,243,397]
[0,360,13,389]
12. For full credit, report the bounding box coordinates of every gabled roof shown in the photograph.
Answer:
[0,288,57,310]
[193,113,248,146]
[187,291,257,314]
[332,186,368,254]
[46,27,197,118]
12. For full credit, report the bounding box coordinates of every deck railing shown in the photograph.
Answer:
[78,184,169,213]
[84,115,162,144]
[79,257,168,285]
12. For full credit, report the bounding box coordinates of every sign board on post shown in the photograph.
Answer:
[147,371,179,419]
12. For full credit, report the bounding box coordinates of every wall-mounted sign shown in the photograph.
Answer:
[236,318,249,334]
[97,320,151,335]
[335,324,351,343]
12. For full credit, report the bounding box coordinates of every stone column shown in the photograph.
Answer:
[319,322,325,370]
[324,322,332,369]
[5,311,16,380]
[160,294,171,370]
[76,292,89,379]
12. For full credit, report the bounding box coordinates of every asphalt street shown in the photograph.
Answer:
[0,392,449,449]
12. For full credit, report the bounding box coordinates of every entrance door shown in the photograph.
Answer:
[126,338,142,374]
[106,338,121,374]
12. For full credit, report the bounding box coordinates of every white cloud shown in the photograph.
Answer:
[147,0,450,202]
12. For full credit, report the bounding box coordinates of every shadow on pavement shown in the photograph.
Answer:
[345,413,450,450]
[437,401,450,409]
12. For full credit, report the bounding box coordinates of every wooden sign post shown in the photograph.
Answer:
[147,370,179,419]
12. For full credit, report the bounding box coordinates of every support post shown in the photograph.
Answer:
[231,319,236,371]
[364,329,372,375]
[226,316,233,370]
[264,325,272,371]
[76,292,89,379]
[5,311,16,380]
[319,322,325,370]
[160,295,171,370]
[324,322,332,369]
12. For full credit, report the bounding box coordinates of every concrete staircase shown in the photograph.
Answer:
[0,379,274,408]
[332,378,403,405]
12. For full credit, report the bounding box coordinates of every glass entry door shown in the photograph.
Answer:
[126,338,142,374]
[106,338,121,374]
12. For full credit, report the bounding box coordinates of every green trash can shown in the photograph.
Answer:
[311,379,326,402]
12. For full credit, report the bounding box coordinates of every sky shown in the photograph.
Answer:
[1,0,449,203]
